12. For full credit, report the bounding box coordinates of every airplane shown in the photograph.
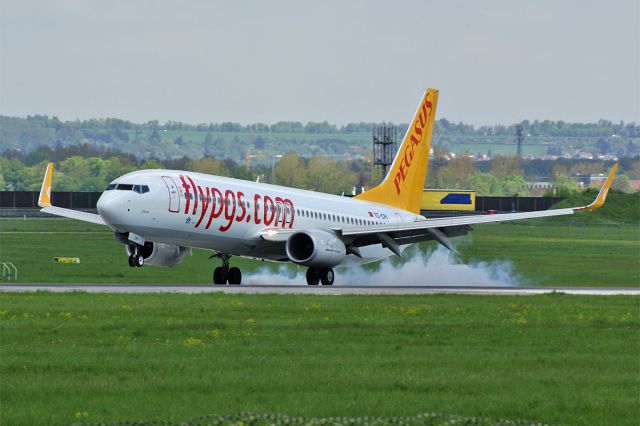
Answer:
[37,88,618,286]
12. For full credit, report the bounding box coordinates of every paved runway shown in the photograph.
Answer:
[0,284,638,295]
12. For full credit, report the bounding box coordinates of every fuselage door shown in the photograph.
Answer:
[161,176,181,213]
[285,203,292,225]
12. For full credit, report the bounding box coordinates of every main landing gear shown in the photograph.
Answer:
[127,245,144,268]
[212,253,242,285]
[305,267,334,286]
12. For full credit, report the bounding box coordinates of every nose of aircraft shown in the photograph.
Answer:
[97,191,127,226]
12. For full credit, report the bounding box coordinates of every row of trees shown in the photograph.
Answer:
[3,114,638,156]
[10,114,638,137]
[2,149,637,195]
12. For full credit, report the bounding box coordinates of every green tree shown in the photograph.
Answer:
[465,172,500,195]
[273,152,307,189]
[186,158,230,177]
[490,155,522,179]
[499,174,529,196]
[56,156,106,191]
[203,132,215,156]
[1,158,28,190]
[612,174,631,193]
[306,156,354,194]
[433,157,475,189]
[553,175,579,197]
[104,157,137,184]
[149,129,162,145]
[140,159,165,170]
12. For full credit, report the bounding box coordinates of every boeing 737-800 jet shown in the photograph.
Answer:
[37,88,618,285]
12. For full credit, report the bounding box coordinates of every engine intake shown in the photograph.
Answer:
[285,230,346,268]
[125,241,190,267]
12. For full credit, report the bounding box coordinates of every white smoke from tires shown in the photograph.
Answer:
[244,245,519,286]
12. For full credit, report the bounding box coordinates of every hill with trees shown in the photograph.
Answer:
[1,115,638,163]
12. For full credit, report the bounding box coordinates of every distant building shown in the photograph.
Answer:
[526,181,554,197]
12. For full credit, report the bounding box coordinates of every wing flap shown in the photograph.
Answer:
[342,207,576,237]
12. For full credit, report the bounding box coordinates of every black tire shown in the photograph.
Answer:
[128,255,136,267]
[320,269,334,286]
[306,268,320,285]
[213,267,227,285]
[227,267,242,285]
[135,254,144,267]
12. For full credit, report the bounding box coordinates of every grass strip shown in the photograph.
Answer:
[1,292,638,425]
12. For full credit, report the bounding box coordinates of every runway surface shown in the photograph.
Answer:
[0,284,638,295]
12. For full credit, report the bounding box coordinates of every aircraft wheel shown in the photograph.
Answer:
[135,254,144,267]
[227,267,242,285]
[306,268,320,286]
[128,255,136,268]
[320,269,334,286]
[213,267,227,285]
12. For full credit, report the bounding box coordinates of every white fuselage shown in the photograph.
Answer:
[96,169,421,266]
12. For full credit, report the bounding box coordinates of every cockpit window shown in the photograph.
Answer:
[105,183,150,193]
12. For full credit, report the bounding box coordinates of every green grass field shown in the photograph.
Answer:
[0,218,638,286]
[1,292,638,425]
[456,221,639,286]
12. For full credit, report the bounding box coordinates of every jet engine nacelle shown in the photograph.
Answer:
[125,242,191,267]
[285,230,346,268]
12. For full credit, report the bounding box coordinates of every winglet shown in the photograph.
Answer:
[38,162,53,207]
[575,163,618,212]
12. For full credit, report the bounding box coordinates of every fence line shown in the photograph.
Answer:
[1,191,565,212]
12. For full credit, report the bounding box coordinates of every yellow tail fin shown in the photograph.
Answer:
[356,88,438,213]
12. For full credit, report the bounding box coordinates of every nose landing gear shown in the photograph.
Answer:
[306,267,334,286]
[212,253,242,285]
[127,245,144,267]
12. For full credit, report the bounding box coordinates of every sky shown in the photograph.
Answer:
[0,0,638,126]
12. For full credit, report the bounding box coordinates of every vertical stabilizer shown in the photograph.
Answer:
[355,88,438,213]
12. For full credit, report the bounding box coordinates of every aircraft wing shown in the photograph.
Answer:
[38,163,107,226]
[340,163,618,252]
[261,164,618,253]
